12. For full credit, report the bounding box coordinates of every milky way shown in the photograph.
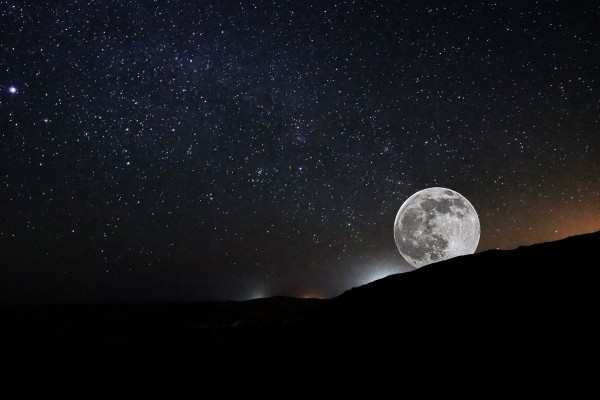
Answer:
[1,1,598,302]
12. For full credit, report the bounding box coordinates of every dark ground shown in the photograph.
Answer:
[2,231,599,398]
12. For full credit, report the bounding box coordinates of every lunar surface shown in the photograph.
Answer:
[394,187,480,268]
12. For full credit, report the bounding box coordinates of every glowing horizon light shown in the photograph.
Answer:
[245,285,270,300]
[357,269,395,286]
[298,291,323,299]
[355,263,413,287]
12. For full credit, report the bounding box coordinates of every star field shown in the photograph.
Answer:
[1,0,599,302]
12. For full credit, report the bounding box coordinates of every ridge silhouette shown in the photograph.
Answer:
[3,230,598,398]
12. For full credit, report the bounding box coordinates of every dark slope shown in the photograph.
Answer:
[323,231,600,389]
[334,229,600,318]
[2,231,599,398]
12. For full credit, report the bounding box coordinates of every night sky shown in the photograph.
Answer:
[1,1,598,303]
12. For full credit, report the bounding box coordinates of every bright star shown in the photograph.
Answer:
[8,86,17,94]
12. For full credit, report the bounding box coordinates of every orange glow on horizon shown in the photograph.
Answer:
[478,203,600,251]
[297,290,324,299]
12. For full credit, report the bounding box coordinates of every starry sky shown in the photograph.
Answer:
[1,0,598,303]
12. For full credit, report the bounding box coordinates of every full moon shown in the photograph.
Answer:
[394,187,480,268]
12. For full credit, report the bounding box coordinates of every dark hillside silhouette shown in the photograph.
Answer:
[2,231,599,398]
